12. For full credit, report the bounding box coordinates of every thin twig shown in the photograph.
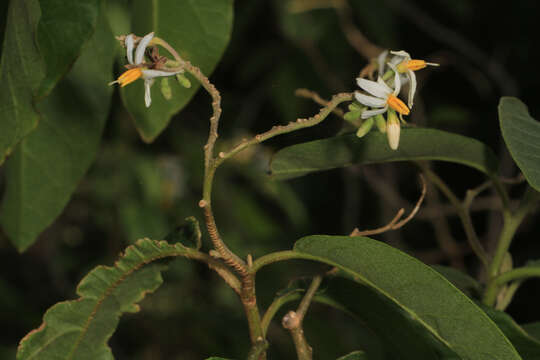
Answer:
[351,175,426,236]
[295,88,345,117]
[216,92,354,165]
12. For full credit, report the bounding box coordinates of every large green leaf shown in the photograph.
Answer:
[483,307,540,360]
[0,0,43,165]
[121,0,234,142]
[289,235,520,359]
[499,97,540,191]
[270,128,499,180]
[16,239,192,360]
[36,0,101,97]
[0,10,115,251]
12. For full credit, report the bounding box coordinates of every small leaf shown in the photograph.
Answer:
[290,235,520,359]
[0,9,115,251]
[17,239,193,359]
[121,0,233,142]
[164,216,202,250]
[36,0,101,97]
[0,0,44,165]
[336,350,368,360]
[483,306,540,359]
[499,97,540,191]
[270,128,499,180]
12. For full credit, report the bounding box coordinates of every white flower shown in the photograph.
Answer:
[386,50,439,108]
[109,32,182,107]
[355,63,410,119]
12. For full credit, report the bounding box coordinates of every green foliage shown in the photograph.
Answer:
[292,235,520,359]
[270,128,499,180]
[16,239,192,360]
[121,0,233,142]
[499,97,540,192]
[36,0,101,97]
[0,0,43,165]
[483,307,540,359]
[431,265,482,298]
[0,9,115,252]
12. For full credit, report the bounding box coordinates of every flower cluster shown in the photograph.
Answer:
[352,50,438,150]
[109,32,183,107]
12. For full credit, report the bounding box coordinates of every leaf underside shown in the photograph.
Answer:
[16,239,191,360]
[499,97,540,191]
[270,128,499,180]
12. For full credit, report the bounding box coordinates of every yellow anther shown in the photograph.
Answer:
[397,60,438,73]
[387,95,410,115]
[112,67,143,87]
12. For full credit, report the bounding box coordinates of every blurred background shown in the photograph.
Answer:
[1,0,540,358]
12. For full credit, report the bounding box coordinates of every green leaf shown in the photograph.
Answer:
[291,235,520,359]
[431,265,482,298]
[270,128,499,180]
[336,351,368,360]
[483,307,540,359]
[121,0,233,142]
[0,0,43,165]
[16,239,192,360]
[499,97,540,191]
[0,9,115,251]
[36,0,100,97]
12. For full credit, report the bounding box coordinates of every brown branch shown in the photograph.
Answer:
[295,88,345,117]
[351,175,426,236]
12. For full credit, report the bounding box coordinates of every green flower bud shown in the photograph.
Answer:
[374,114,386,133]
[161,78,172,100]
[344,110,362,122]
[176,73,192,88]
[356,117,374,138]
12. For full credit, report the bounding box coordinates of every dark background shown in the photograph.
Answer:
[1,0,539,358]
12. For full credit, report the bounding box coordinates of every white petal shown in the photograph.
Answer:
[361,106,388,119]
[125,34,135,64]
[407,70,417,108]
[388,63,401,95]
[390,50,411,60]
[144,78,155,107]
[377,50,388,76]
[355,92,387,108]
[376,77,393,93]
[141,69,181,79]
[389,55,402,66]
[135,32,154,65]
[356,77,390,98]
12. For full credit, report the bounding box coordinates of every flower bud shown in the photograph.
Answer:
[386,110,401,150]
[161,78,172,100]
[374,114,386,133]
[356,117,374,138]
[176,73,191,88]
